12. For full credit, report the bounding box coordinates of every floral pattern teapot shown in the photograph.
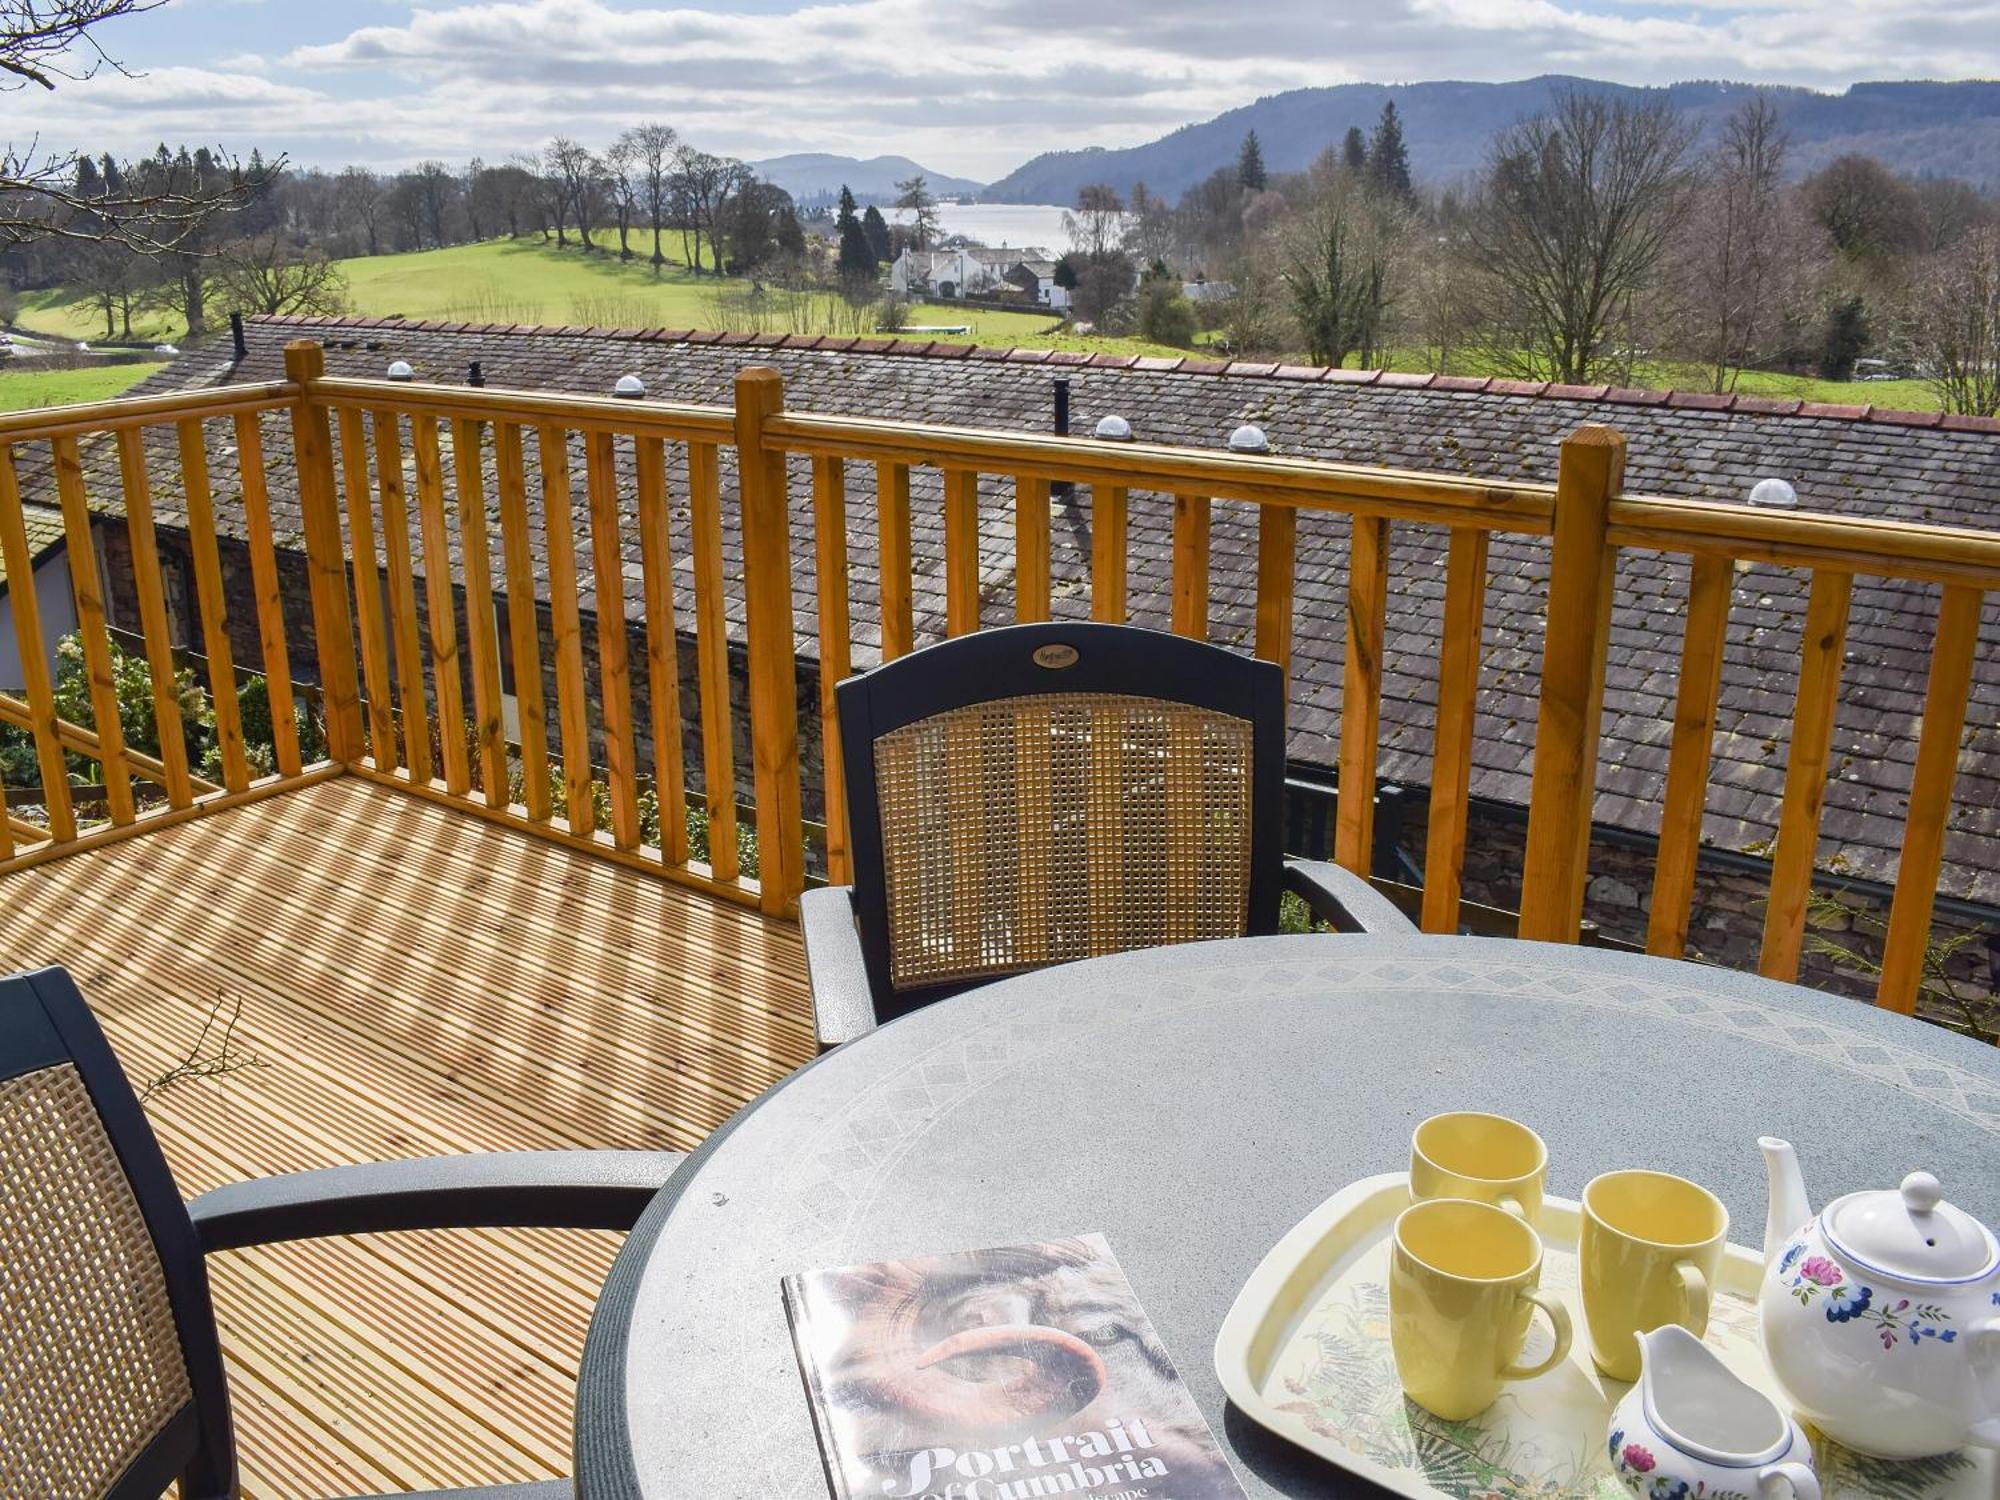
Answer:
[1759,1137,2000,1460]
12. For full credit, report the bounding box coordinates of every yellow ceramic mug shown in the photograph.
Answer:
[1410,1112,1548,1226]
[1580,1169,1729,1382]
[1389,1198,1574,1421]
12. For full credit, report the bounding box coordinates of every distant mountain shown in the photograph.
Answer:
[750,153,984,208]
[982,77,2000,204]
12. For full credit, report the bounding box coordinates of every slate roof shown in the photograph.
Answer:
[0,503,66,591]
[80,316,2000,904]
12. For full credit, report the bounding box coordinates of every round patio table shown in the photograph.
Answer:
[573,934,2000,1500]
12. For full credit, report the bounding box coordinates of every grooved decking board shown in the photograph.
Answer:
[0,774,814,1497]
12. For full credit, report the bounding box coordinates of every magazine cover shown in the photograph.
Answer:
[783,1233,1248,1500]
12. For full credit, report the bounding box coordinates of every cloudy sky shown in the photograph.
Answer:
[10,0,2000,181]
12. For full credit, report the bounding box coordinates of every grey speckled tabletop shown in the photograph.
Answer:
[577,935,2000,1500]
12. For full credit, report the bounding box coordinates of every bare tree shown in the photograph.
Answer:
[1463,91,1695,384]
[1665,95,1811,392]
[209,227,348,316]
[543,136,599,252]
[1,4,258,250]
[333,165,383,256]
[603,138,638,260]
[1903,224,2000,417]
[674,147,746,274]
[620,122,678,270]
[1063,183,1123,259]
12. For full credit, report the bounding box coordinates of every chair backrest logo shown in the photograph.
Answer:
[1032,643,1080,669]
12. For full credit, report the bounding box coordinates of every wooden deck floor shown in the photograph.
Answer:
[0,774,814,1497]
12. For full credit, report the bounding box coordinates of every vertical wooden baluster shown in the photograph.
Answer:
[689,441,737,881]
[1254,503,1298,678]
[539,424,594,834]
[495,422,549,821]
[51,435,133,824]
[736,368,804,914]
[1336,515,1391,873]
[176,419,248,793]
[1646,553,1733,957]
[813,454,853,885]
[451,417,508,807]
[282,341,363,763]
[1090,483,1127,623]
[336,408,394,770]
[1758,568,1853,980]
[943,467,981,637]
[236,412,300,777]
[372,409,432,783]
[0,778,13,859]
[634,434,687,864]
[1876,585,1983,1014]
[1170,493,1211,639]
[1421,527,1490,933]
[585,429,641,849]
[877,461,913,659]
[412,416,469,796]
[0,445,74,841]
[1519,425,1625,943]
[1015,474,1051,624]
[116,428,193,809]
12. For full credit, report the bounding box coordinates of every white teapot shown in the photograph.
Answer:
[1759,1137,2000,1459]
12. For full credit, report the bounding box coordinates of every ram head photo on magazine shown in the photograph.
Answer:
[784,1235,1249,1500]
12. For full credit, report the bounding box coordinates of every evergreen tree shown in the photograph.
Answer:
[1368,101,1413,201]
[861,203,893,264]
[835,183,877,282]
[99,151,123,194]
[75,154,102,196]
[1238,130,1268,191]
[1342,127,1368,174]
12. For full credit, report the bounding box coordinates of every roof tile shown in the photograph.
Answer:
[1866,407,1944,429]
[1546,383,1609,401]
[1379,372,1436,389]
[1798,401,1869,420]
[1665,391,1732,411]
[1225,361,1280,378]
[1431,375,1491,393]
[1323,368,1380,385]
[1177,358,1229,375]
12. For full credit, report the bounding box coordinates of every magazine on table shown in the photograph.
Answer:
[783,1232,1247,1500]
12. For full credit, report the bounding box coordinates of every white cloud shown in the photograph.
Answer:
[6,0,1999,177]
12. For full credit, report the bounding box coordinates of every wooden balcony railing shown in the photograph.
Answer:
[1,340,1994,1021]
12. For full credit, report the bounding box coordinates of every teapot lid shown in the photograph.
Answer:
[1822,1172,1998,1283]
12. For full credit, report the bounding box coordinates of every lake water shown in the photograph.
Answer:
[891,203,1084,255]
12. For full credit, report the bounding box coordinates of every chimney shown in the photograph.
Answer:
[230,311,247,361]
[1052,377,1072,501]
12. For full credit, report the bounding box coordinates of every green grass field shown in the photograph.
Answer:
[0,360,165,412]
[8,237,1949,408]
[14,237,1188,360]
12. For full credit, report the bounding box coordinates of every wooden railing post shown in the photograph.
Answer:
[736,367,804,916]
[284,340,364,763]
[1519,425,1625,943]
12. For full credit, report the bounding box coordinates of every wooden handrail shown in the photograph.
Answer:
[1607,495,2000,588]
[314,376,735,444]
[762,411,1561,529]
[0,381,295,442]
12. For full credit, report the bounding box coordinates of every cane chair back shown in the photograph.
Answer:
[838,624,1286,1018]
[0,968,235,1500]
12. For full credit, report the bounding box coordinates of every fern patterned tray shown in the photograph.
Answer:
[1213,1174,1996,1500]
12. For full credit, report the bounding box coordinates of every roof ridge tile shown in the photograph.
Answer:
[229,315,1990,438]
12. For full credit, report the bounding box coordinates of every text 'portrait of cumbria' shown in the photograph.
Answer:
[792,1234,1243,1499]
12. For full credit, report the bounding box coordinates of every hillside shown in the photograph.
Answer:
[982,77,2000,203]
[750,153,983,207]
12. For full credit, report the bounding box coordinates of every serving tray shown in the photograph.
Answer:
[1214,1173,1997,1500]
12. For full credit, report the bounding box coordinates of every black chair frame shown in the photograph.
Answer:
[808,622,1415,1047]
[2,965,681,1500]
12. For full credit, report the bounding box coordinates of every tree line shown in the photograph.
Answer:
[1060,95,2000,416]
[1,125,833,339]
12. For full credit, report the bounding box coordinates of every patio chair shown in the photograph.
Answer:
[804,622,1414,1047]
[0,963,683,1500]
